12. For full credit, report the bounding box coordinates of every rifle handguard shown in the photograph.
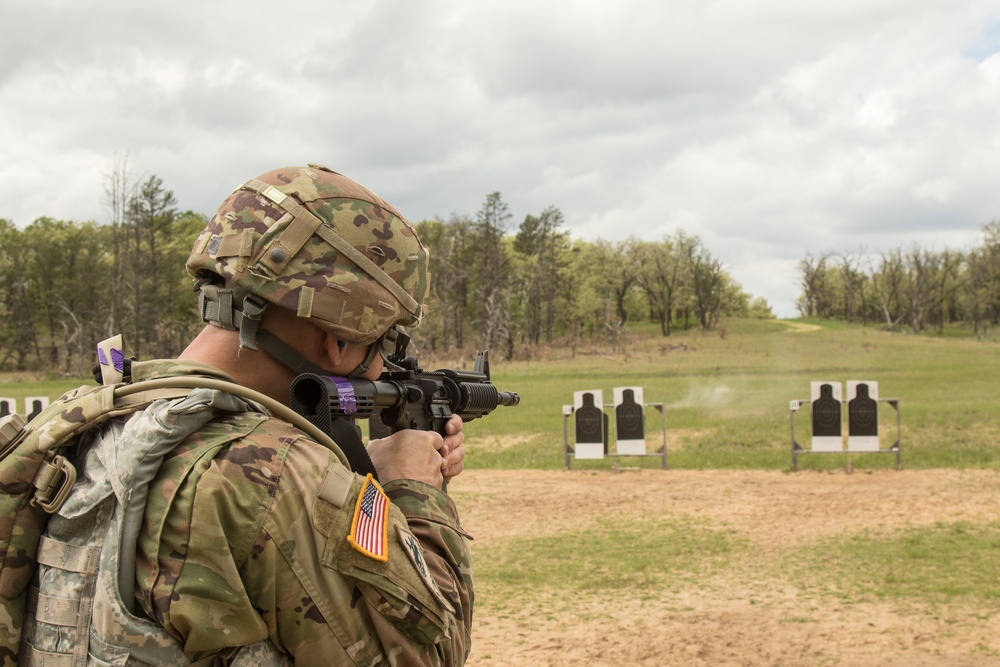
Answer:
[290,371,519,435]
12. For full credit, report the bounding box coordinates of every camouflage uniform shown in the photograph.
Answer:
[19,359,473,666]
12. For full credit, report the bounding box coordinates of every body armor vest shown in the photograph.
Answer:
[19,389,291,667]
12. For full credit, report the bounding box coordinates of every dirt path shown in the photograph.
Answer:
[453,469,1000,666]
[782,320,822,333]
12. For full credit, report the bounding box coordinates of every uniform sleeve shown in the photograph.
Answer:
[247,438,474,667]
[382,479,474,663]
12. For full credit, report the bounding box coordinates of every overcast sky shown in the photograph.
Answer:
[2,0,998,318]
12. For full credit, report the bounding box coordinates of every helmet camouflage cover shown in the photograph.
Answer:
[187,165,428,346]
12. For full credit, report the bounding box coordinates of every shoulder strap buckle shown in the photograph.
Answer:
[0,413,27,458]
[31,455,78,514]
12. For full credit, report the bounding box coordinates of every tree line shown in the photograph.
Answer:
[0,161,206,376]
[414,194,771,361]
[0,169,766,375]
[796,221,1000,335]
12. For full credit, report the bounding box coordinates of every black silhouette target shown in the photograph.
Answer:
[849,383,878,437]
[811,383,842,437]
[575,392,605,444]
[615,389,645,441]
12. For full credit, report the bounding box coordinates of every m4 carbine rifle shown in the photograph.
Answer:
[289,349,519,475]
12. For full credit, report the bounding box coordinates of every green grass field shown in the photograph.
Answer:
[462,317,1000,472]
[3,317,998,472]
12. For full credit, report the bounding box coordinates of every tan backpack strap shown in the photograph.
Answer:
[114,377,350,470]
[28,377,348,517]
[28,386,195,515]
[113,387,195,410]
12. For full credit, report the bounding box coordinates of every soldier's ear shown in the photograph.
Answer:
[322,334,346,368]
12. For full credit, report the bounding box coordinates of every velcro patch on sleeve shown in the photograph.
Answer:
[348,474,389,561]
[397,525,454,612]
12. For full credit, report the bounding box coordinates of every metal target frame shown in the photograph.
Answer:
[789,386,902,470]
[562,396,668,470]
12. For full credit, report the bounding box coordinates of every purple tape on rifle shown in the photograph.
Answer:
[330,376,357,415]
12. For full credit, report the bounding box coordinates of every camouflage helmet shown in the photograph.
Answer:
[187,164,428,349]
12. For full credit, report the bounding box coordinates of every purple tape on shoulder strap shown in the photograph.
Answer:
[330,376,357,415]
[111,348,125,372]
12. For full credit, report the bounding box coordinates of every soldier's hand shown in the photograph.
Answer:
[368,429,446,488]
[367,415,465,489]
[438,415,466,481]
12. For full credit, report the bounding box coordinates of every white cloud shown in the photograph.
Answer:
[1,0,998,319]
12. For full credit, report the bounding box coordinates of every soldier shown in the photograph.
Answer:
[18,165,472,666]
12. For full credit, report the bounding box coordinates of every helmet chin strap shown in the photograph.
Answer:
[345,341,381,378]
[254,329,336,377]
[258,330,385,379]
[244,309,385,380]
[197,278,393,379]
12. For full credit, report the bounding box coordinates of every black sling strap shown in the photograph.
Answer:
[320,417,378,481]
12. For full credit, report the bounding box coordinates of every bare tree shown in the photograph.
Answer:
[838,248,866,322]
[872,249,906,329]
[902,247,941,333]
[933,249,965,332]
[797,252,833,318]
[103,153,133,337]
[683,238,727,329]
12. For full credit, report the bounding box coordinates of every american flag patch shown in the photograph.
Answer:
[348,474,390,561]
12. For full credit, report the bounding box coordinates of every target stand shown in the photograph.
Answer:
[790,381,901,470]
[563,387,668,470]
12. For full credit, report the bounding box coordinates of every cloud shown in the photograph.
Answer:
[1,0,998,318]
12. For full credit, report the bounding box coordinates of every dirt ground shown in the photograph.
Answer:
[453,468,1000,666]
